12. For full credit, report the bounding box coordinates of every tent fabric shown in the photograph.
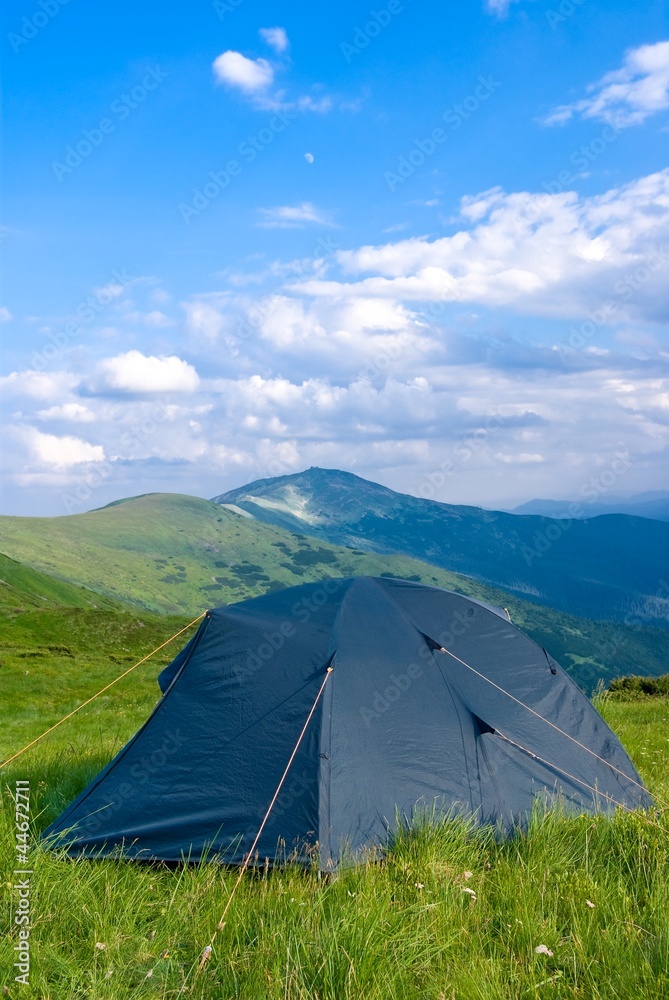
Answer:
[42,577,652,870]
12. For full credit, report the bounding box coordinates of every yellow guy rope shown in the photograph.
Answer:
[0,611,207,771]
[195,664,334,978]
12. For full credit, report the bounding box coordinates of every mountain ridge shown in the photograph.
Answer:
[213,467,669,626]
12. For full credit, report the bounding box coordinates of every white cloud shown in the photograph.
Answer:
[183,293,233,343]
[486,0,520,16]
[36,403,95,423]
[259,27,289,54]
[0,306,12,322]
[494,452,545,464]
[23,428,105,469]
[291,170,669,323]
[257,202,332,228]
[545,40,669,127]
[97,351,200,393]
[122,309,174,328]
[213,51,274,92]
[0,370,79,400]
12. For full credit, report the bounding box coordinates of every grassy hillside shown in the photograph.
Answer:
[0,493,667,690]
[215,468,669,625]
[1,590,668,996]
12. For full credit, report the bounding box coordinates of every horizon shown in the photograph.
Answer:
[3,464,668,520]
[2,0,668,516]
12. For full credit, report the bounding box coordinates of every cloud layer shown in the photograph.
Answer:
[545,40,669,127]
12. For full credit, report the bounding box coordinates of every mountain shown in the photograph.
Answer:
[0,491,667,690]
[213,468,669,626]
[511,492,669,521]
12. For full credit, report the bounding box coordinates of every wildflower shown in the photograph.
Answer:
[463,870,473,880]
[534,944,553,956]
[145,969,154,979]
[586,899,595,908]
[461,887,477,900]
[415,882,425,890]
[94,942,106,951]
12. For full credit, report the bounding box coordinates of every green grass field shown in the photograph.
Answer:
[1,559,669,998]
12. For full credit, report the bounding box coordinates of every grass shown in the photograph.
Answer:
[1,583,669,996]
[1,710,669,999]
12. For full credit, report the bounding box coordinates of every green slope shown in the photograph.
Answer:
[0,552,128,614]
[0,493,667,690]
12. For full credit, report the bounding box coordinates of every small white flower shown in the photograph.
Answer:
[145,969,154,979]
[94,942,106,951]
[535,944,553,956]
[463,871,473,880]
[415,882,425,890]
[461,887,477,899]
[586,899,595,908]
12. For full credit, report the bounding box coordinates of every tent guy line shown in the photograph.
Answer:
[195,664,334,980]
[41,578,653,868]
[437,645,658,805]
[0,611,207,772]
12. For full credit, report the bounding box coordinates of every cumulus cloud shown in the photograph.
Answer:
[257,202,332,228]
[23,428,105,469]
[36,403,95,422]
[545,40,669,127]
[96,350,200,393]
[291,170,669,323]
[213,51,274,92]
[259,26,289,54]
[0,370,79,400]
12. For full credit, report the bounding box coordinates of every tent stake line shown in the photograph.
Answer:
[0,612,207,771]
[194,665,333,980]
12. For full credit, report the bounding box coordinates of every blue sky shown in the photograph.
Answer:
[2,0,668,515]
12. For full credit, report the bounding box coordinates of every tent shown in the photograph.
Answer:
[43,576,651,869]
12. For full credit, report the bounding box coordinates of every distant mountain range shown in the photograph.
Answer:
[214,467,669,627]
[0,492,667,692]
[510,491,669,522]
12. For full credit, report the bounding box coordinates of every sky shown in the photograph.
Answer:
[1,0,668,516]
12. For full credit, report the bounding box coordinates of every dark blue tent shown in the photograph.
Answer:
[43,577,651,869]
